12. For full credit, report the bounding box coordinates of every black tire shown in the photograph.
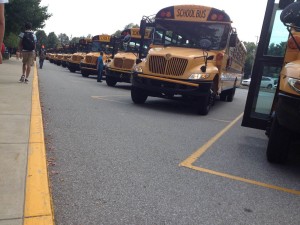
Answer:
[106,76,117,87]
[82,72,89,77]
[69,68,76,73]
[266,114,290,163]
[226,86,236,102]
[267,84,272,89]
[131,87,148,104]
[220,92,227,101]
[196,95,211,115]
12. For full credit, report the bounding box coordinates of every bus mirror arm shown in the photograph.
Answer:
[200,51,209,73]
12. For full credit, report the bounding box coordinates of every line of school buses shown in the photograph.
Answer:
[46,4,247,115]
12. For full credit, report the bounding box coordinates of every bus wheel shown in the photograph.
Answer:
[82,72,89,77]
[226,86,236,102]
[197,94,211,115]
[220,92,226,101]
[69,69,76,73]
[131,87,148,104]
[106,77,117,87]
[266,114,290,163]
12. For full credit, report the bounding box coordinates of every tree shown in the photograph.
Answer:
[35,30,47,50]
[4,0,51,48]
[4,33,19,50]
[243,41,257,78]
[5,0,51,35]
[124,23,139,29]
[47,32,59,49]
[58,33,70,46]
[70,37,81,44]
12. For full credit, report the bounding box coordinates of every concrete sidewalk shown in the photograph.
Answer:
[0,58,54,225]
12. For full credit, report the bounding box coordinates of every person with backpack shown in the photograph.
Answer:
[18,22,36,83]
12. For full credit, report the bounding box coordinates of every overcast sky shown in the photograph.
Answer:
[40,0,268,43]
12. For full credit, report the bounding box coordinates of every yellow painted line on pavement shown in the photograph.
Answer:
[24,63,55,225]
[180,113,244,166]
[185,165,300,195]
[91,95,130,104]
[179,112,300,195]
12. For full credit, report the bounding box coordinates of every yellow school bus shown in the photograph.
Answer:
[132,5,246,115]
[105,28,153,86]
[80,34,112,77]
[67,38,92,73]
[242,0,300,163]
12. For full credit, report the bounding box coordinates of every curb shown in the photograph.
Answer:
[23,62,55,225]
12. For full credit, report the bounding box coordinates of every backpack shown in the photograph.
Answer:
[22,32,35,51]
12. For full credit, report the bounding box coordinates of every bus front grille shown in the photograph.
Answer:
[149,56,188,76]
[114,58,135,69]
[85,56,97,64]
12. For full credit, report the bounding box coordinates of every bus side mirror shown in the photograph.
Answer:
[279,0,294,10]
[229,33,237,47]
[140,19,146,36]
[280,2,300,24]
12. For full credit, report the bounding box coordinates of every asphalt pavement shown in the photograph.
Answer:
[0,57,54,225]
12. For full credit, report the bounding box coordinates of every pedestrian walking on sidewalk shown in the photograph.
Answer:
[39,45,46,69]
[18,22,36,83]
[0,0,8,64]
[97,51,104,82]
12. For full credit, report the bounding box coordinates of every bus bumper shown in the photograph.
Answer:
[68,62,81,72]
[80,63,98,75]
[132,72,212,97]
[106,68,132,83]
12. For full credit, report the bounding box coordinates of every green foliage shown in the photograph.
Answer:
[3,33,19,48]
[124,23,139,29]
[267,42,287,56]
[70,37,82,44]
[4,0,51,47]
[5,0,51,34]
[58,33,70,46]
[47,32,59,49]
[35,30,47,50]
[243,41,257,77]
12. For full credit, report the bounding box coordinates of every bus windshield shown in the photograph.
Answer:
[119,38,151,54]
[91,42,111,53]
[154,21,230,50]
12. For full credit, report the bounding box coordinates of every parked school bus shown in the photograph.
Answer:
[60,44,75,68]
[105,28,153,86]
[67,38,92,73]
[132,5,246,115]
[242,0,300,163]
[80,34,112,77]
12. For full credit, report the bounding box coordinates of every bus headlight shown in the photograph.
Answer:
[288,78,300,93]
[189,73,210,80]
[134,65,143,73]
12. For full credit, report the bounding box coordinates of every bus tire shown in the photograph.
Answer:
[266,114,290,163]
[82,72,89,77]
[106,76,117,87]
[226,86,236,102]
[131,87,148,104]
[197,95,211,115]
[220,92,227,101]
[69,68,76,73]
